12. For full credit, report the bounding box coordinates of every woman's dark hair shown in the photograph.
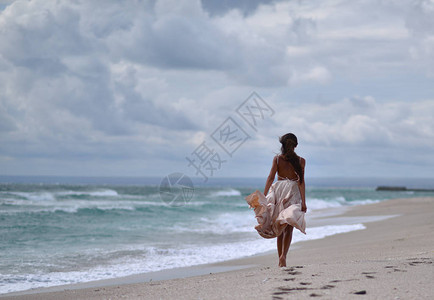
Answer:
[279,133,304,184]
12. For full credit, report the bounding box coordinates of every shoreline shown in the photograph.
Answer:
[1,203,367,295]
[1,205,373,296]
[2,197,433,299]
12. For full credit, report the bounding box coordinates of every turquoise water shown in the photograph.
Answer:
[0,177,432,294]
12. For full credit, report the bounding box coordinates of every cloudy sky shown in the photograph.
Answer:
[0,0,433,181]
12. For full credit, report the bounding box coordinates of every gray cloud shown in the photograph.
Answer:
[201,0,275,16]
[0,0,433,178]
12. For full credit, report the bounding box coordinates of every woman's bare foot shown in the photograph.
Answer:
[279,255,286,267]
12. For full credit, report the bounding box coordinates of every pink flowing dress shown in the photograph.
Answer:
[245,178,306,239]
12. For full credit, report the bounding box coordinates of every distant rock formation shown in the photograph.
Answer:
[376,186,434,192]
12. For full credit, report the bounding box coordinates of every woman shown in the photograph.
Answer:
[245,133,306,267]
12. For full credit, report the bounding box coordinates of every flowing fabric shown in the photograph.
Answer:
[245,179,306,238]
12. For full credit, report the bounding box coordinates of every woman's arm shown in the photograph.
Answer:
[264,156,277,195]
[299,158,307,212]
[299,180,306,212]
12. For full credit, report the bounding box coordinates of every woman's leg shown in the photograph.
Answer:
[279,225,294,267]
[277,233,283,266]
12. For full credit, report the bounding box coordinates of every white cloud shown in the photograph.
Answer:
[273,96,434,149]
[289,66,332,85]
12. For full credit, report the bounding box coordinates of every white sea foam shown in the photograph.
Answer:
[5,189,119,201]
[0,223,366,294]
[0,189,171,214]
[308,198,345,210]
[348,199,380,206]
[8,191,56,202]
[87,189,119,197]
[307,197,381,211]
[0,198,151,214]
[172,211,255,235]
[51,189,120,198]
[209,189,242,197]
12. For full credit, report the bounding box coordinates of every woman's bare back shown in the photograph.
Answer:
[276,155,304,181]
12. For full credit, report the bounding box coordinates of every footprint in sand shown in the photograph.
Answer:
[283,278,295,281]
[277,286,311,292]
[272,286,311,297]
[287,271,302,275]
[384,265,396,269]
[330,279,358,283]
[309,293,322,297]
[282,267,302,276]
[408,258,433,266]
[321,284,335,290]
[393,268,407,272]
[272,281,335,298]
[361,272,376,279]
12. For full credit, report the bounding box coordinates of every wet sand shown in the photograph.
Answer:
[2,197,433,299]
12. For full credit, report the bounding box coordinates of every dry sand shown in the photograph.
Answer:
[2,197,433,300]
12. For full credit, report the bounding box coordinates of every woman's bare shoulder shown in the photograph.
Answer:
[299,156,306,167]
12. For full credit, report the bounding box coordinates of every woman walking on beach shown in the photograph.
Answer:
[246,133,306,267]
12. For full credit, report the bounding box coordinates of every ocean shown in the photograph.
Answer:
[0,176,433,294]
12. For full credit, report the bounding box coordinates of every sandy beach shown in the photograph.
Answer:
[2,196,433,300]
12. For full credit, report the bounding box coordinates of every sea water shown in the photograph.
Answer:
[0,176,432,294]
